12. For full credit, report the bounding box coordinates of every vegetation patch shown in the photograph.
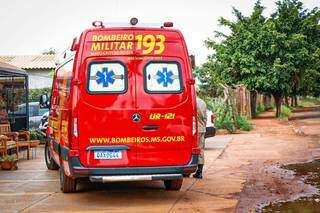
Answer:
[279,105,292,121]
[299,97,320,107]
[29,88,51,102]
[236,115,253,131]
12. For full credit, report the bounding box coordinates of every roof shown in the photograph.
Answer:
[0,54,57,70]
[0,61,27,76]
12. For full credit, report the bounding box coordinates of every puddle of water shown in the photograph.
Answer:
[262,197,320,212]
[262,160,320,212]
[283,160,320,187]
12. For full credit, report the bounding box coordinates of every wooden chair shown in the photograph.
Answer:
[0,133,19,159]
[0,123,30,159]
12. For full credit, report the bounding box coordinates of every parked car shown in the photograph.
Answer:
[39,111,49,138]
[205,110,216,138]
[13,102,49,129]
[45,19,200,193]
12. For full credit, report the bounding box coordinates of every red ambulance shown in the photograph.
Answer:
[45,19,200,193]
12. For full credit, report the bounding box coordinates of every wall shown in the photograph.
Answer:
[27,69,53,89]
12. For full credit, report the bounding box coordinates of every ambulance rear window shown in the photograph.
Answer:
[144,62,182,94]
[87,61,127,94]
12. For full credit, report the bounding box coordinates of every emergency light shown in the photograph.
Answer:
[92,21,104,28]
[130,17,139,26]
[92,18,173,28]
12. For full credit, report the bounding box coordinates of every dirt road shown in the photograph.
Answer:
[0,106,319,212]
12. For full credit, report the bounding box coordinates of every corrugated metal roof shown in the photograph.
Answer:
[0,61,27,76]
[0,55,57,70]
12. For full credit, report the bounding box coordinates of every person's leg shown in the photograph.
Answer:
[193,132,205,179]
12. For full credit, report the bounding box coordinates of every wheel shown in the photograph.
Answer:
[164,179,183,191]
[45,138,59,170]
[60,167,77,193]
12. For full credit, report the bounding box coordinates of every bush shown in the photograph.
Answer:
[29,130,40,140]
[215,115,236,133]
[257,105,265,114]
[236,115,253,131]
[1,155,16,161]
[270,102,276,110]
[29,88,51,102]
[29,129,45,143]
[204,97,220,112]
[279,105,292,121]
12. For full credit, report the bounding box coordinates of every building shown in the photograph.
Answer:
[0,55,56,89]
[0,62,29,130]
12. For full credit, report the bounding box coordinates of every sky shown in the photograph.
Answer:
[0,0,318,66]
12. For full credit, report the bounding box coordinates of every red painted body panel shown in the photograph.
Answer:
[48,26,198,173]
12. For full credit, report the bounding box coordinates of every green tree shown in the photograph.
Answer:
[194,58,225,98]
[204,0,319,117]
[41,48,57,55]
[271,0,320,105]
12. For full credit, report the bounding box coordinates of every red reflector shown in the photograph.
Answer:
[74,169,88,173]
[192,147,201,155]
[183,167,197,172]
[164,22,173,27]
[69,150,79,157]
[211,114,215,124]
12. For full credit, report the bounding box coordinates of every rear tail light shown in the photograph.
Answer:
[192,147,201,154]
[192,116,197,135]
[211,114,215,125]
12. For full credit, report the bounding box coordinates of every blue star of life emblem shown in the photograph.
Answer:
[156,67,174,87]
[96,67,115,87]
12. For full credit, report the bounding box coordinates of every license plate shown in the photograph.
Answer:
[94,150,122,160]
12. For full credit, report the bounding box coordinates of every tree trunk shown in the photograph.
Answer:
[294,95,298,107]
[285,96,289,106]
[290,95,298,107]
[273,94,282,118]
[291,95,294,107]
[250,91,257,117]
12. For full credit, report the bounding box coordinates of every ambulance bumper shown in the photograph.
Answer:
[89,174,182,183]
[61,147,198,178]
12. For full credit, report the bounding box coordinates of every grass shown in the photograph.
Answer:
[299,97,320,107]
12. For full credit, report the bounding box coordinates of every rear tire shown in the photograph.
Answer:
[60,167,77,193]
[164,179,183,191]
[45,138,59,170]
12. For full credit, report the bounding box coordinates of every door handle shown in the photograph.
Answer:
[142,125,159,130]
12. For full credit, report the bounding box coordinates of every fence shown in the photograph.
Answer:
[233,86,274,118]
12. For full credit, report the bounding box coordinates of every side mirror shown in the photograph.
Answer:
[189,55,196,69]
[39,94,49,108]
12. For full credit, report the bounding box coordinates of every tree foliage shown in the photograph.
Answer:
[201,0,320,117]
[41,48,57,55]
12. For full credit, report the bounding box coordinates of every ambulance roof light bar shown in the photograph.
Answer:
[92,18,173,28]
[129,18,173,28]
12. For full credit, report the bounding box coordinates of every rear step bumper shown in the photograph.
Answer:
[90,174,182,183]
[59,146,198,178]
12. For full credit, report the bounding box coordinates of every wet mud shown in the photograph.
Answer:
[262,160,320,212]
